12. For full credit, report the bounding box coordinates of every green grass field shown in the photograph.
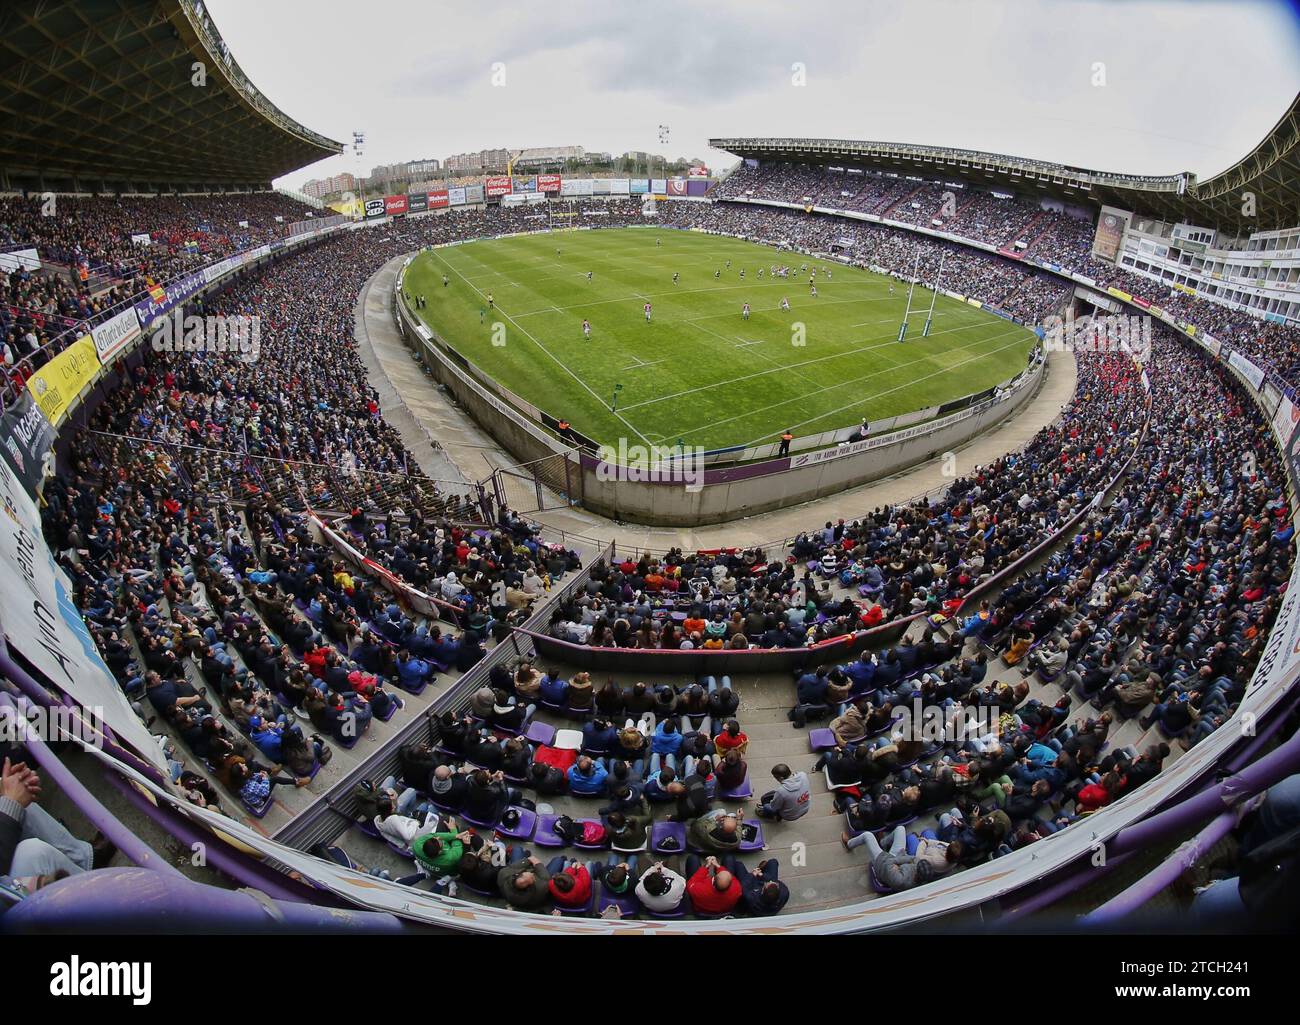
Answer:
[402,227,1037,453]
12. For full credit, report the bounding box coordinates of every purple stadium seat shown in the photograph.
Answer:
[739,819,765,852]
[354,818,381,840]
[496,807,537,841]
[534,814,567,848]
[556,889,594,916]
[242,791,273,819]
[650,820,687,855]
[573,819,608,850]
[647,894,691,918]
[808,728,836,752]
[524,721,557,747]
[397,677,428,696]
[719,774,753,800]
[597,886,640,918]
[460,806,502,830]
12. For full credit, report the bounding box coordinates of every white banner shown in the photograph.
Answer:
[448,186,467,206]
[0,459,166,773]
[1228,349,1266,390]
[0,248,40,273]
[1272,393,1299,449]
[560,178,594,197]
[90,306,141,363]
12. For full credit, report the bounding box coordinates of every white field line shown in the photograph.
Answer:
[428,250,655,448]
[618,320,1026,413]
[725,333,1031,447]
[421,241,1026,448]
[690,318,823,391]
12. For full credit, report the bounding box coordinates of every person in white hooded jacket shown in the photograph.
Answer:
[635,860,687,913]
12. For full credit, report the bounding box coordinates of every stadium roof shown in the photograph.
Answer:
[711,91,1300,233]
[0,0,343,192]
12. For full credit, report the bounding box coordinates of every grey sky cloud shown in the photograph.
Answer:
[201,0,1300,190]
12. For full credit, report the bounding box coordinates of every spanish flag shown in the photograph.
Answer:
[147,279,166,302]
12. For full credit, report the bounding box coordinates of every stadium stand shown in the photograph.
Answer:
[1,4,1297,930]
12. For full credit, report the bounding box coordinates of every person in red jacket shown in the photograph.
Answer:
[304,645,329,679]
[686,856,741,916]
[714,720,749,757]
[546,858,592,910]
[1076,771,1123,813]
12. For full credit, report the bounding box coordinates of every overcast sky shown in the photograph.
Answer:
[203,0,1300,190]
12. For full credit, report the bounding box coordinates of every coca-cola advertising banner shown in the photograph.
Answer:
[485,175,513,197]
[384,194,409,215]
[537,174,562,193]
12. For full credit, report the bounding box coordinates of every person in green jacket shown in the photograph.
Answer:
[412,826,470,878]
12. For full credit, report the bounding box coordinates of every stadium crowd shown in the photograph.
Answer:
[661,200,1072,323]
[711,163,1300,389]
[3,185,1290,919]
[0,192,320,375]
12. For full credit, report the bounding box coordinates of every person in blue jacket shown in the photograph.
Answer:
[248,716,286,763]
[789,668,831,727]
[567,755,609,795]
[643,766,677,803]
[1010,750,1072,793]
[582,717,618,754]
[843,652,876,695]
[539,671,569,705]
[650,718,683,773]
[961,601,992,642]
[397,652,433,690]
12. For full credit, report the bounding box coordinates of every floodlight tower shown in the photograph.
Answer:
[351,130,366,213]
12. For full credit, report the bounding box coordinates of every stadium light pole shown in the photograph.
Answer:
[898,247,921,342]
[922,251,945,338]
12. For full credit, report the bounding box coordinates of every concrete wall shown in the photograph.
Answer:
[578,363,1045,525]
